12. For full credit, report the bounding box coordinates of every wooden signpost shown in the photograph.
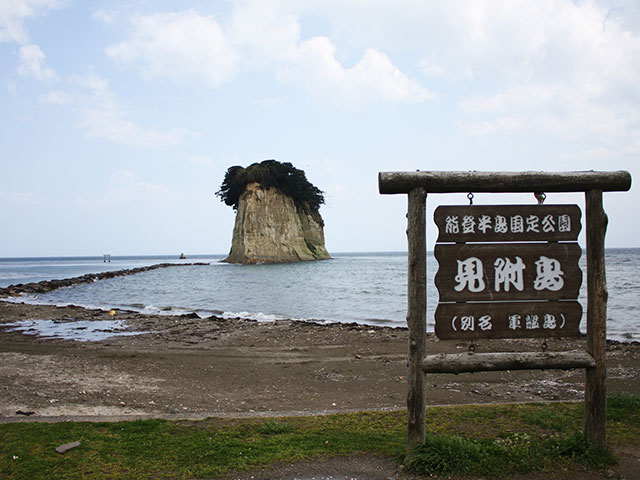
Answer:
[378,170,632,453]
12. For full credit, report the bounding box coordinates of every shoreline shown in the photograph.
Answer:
[1,263,639,422]
[1,300,639,422]
[2,261,639,343]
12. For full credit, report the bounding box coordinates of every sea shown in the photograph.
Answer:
[0,249,638,342]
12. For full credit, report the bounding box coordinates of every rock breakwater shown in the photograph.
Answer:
[0,263,209,298]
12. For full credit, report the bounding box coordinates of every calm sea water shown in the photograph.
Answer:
[0,250,638,342]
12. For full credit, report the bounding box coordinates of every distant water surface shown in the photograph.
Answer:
[0,250,638,342]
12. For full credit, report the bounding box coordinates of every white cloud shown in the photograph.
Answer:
[358,0,640,145]
[228,1,300,66]
[92,8,116,24]
[248,1,638,144]
[38,89,70,104]
[456,16,640,143]
[40,73,194,148]
[0,0,65,44]
[73,75,192,147]
[76,100,191,148]
[75,169,170,208]
[230,1,433,104]
[595,0,640,33]
[106,11,238,87]
[17,44,56,80]
[277,41,434,105]
[418,60,446,77]
[105,5,432,105]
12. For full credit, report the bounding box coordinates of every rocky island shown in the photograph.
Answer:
[216,159,331,264]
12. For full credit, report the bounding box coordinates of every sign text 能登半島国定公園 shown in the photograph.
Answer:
[434,204,581,243]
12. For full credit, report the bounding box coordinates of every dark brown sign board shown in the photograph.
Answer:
[434,204,582,243]
[434,242,582,302]
[435,300,582,340]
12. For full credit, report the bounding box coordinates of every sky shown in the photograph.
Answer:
[1,0,639,257]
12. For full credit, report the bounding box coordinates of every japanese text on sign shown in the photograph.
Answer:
[452,312,565,333]
[433,204,583,340]
[454,255,565,293]
[444,213,571,235]
[434,243,582,302]
[434,205,581,243]
[434,301,582,340]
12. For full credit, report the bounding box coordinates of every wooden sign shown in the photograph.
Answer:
[433,204,583,340]
[435,204,582,242]
[434,243,582,302]
[379,170,631,451]
[435,301,582,340]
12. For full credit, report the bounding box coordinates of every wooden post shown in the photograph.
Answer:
[585,189,608,449]
[406,187,427,453]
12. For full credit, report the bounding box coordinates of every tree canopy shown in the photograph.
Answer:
[216,160,325,212]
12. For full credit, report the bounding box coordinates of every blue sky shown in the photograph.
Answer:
[1,0,639,256]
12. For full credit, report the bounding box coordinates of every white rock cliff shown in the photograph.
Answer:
[224,182,330,264]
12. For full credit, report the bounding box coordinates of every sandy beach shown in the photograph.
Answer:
[1,300,639,422]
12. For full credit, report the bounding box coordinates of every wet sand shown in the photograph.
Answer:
[1,300,639,422]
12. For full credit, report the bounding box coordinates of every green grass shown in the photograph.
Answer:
[1,394,638,479]
[608,391,640,423]
[406,432,614,476]
[255,419,294,435]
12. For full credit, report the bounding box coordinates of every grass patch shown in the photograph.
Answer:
[519,403,578,431]
[608,391,640,423]
[606,390,640,444]
[1,394,638,479]
[256,419,294,435]
[406,432,614,476]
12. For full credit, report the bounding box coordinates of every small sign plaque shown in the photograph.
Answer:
[435,301,582,340]
[434,204,582,243]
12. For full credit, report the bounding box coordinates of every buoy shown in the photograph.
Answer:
[109,310,116,317]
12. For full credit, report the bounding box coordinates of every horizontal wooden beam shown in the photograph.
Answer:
[379,170,632,195]
[422,351,595,374]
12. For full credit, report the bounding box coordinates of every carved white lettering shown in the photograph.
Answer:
[445,215,459,234]
[534,256,565,291]
[454,257,486,293]
[494,257,526,292]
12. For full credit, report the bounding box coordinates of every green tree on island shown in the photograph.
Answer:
[216,159,325,213]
